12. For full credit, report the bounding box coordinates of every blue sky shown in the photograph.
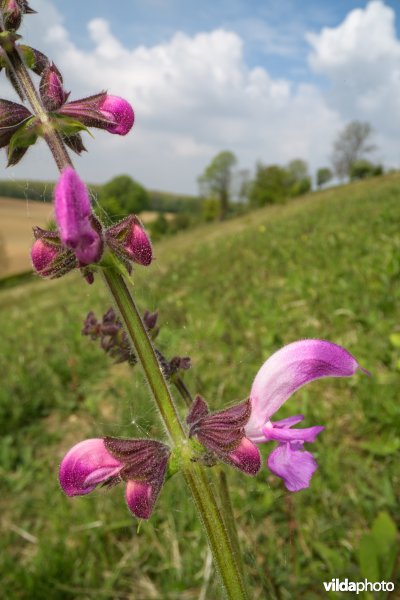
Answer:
[2,0,400,192]
[57,0,400,80]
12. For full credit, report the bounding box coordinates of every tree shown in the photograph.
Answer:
[332,121,376,180]
[198,151,237,220]
[286,159,308,184]
[98,175,149,222]
[316,167,333,188]
[349,160,384,181]
[286,159,311,196]
[249,163,288,207]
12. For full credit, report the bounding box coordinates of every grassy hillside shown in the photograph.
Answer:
[1,175,399,598]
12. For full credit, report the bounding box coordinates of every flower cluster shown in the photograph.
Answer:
[59,339,365,519]
[82,308,159,365]
[30,167,152,280]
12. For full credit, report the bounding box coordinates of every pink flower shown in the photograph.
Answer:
[59,437,170,519]
[54,167,103,265]
[58,92,134,136]
[245,339,367,491]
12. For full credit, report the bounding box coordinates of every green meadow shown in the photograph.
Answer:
[1,175,399,599]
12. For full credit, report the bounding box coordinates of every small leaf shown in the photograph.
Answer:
[371,512,398,580]
[53,115,91,137]
[358,533,380,581]
[389,333,400,348]
[7,117,38,166]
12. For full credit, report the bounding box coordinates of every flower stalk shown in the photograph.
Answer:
[2,23,250,598]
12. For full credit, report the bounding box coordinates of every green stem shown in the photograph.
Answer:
[218,470,246,583]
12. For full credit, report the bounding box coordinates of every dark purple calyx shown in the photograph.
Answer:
[104,437,170,488]
[187,395,251,454]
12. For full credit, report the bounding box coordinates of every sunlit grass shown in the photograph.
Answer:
[1,175,399,598]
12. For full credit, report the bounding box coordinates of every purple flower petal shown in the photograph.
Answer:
[54,167,102,264]
[100,95,134,135]
[273,414,304,428]
[246,339,361,440]
[262,424,324,443]
[59,438,122,497]
[267,442,318,492]
[227,437,261,475]
[125,480,158,520]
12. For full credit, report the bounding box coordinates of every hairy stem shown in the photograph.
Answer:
[3,30,250,599]
[218,470,246,583]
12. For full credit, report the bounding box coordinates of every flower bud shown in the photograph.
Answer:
[54,167,103,265]
[40,63,68,111]
[18,45,49,75]
[31,227,77,278]
[31,239,58,276]
[125,220,152,265]
[1,0,36,30]
[106,215,152,269]
[58,92,134,136]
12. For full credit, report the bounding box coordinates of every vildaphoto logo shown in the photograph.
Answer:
[323,578,395,594]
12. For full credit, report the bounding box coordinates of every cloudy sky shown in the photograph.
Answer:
[1,0,400,193]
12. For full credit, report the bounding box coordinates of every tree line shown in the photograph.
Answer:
[198,120,385,220]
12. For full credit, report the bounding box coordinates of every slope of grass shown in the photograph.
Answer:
[1,175,399,599]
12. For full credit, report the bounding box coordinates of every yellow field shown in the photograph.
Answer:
[0,198,53,276]
[0,198,168,276]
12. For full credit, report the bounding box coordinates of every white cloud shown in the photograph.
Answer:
[2,0,348,191]
[307,0,400,165]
